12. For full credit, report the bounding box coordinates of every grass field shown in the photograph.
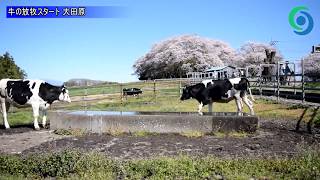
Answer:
[1,80,320,127]
[1,80,320,179]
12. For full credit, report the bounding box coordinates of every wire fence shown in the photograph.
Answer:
[67,60,320,110]
[248,60,320,103]
[69,79,189,110]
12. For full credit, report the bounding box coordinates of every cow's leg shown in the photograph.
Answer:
[1,100,10,129]
[246,98,253,107]
[208,102,213,113]
[32,104,40,130]
[235,99,242,115]
[42,109,47,128]
[234,94,242,115]
[240,99,244,109]
[198,102,203,115]
[242,95,255,115]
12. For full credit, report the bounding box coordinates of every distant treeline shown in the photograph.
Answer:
[64,78,117,87]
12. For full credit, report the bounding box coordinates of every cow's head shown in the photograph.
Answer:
[59,85,71,103]
[180,86,192,101]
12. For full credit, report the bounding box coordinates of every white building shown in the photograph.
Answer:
[187,66,238,80]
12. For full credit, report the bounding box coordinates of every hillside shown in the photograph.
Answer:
[64,78,117,87]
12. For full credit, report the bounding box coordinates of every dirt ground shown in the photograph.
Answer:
[1,119,320,159]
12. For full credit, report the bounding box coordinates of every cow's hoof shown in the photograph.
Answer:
[198,112,203,116]
[5,127,10,129]
[34,127,40,131]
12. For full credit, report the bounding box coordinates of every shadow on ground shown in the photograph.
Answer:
[0,124,35,135]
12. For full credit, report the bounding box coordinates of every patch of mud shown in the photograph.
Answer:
[0,124,63,154]
[0,124,35,135]
[15,119,320,160]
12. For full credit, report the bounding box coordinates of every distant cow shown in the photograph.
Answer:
[0,79,71,130]
[180,78,255,115]
[123,88,143,96]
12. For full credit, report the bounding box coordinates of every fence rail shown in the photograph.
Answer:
[69,75,319,111]
[63,59,320,110]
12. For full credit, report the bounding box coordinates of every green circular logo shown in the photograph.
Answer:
[289,6,314,35]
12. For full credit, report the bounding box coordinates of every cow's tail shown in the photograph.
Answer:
[246,79,255,102]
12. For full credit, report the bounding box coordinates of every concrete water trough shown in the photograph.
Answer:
[49,111,259,134]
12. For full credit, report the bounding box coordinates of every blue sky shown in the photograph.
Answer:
[0,0,319,83]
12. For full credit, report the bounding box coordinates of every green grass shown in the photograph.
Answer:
[0,80,319,126]
[306,82,320,89]
[68,80,181,97]
[53,129,86,136]
[64,80,320,124]
[213,131,249,138]
[62,96,320,125]
[132,131,157,137]
[1,150,320,179]
[180,131,205,138]
[0,109,34,127]
[69,85,120,96]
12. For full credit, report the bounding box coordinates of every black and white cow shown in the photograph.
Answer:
[0,79,71,130]
[123,88,143,96]
[180,78,255,115]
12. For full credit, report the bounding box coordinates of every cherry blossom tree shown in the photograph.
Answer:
[237,42,283,76]
[304,53,320,81]
[133,35,285,80]
[133,35,238,80]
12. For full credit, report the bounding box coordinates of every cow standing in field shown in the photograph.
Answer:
[180,78,255,115]
[0,79,71,130]
[123,88,143,96]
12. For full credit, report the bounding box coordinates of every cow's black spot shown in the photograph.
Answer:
[6,80,33,105]
[39,82,62,104]
[32,82,36,89]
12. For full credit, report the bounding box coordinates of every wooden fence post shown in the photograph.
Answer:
[83,83,88,111]
[120,83,123,105]
[179,78,182,96]
[153,80,156,103]
[273,74,276,94]
[301,59,305,103]
[259,72,262,98]
[293,63,296,95]
[277,61,280,102]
